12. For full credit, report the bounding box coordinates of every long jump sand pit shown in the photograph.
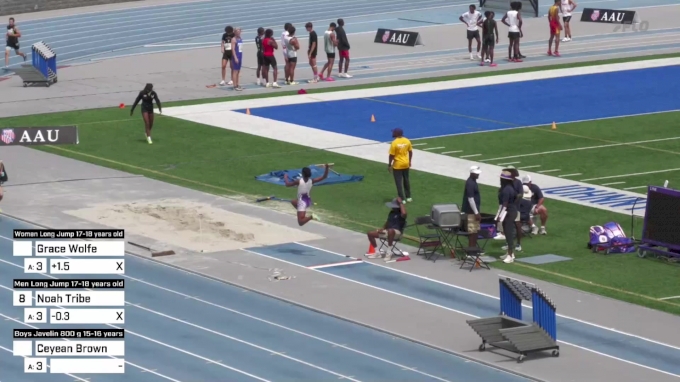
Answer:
[65,198,322,252]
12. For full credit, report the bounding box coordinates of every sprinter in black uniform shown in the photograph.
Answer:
[220,26,235,86]
[130,83,162,145]
[255,27,264,86]
[5,17,26,69]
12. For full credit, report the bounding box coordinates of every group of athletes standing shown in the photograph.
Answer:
[218,19,352,90]
[460,0,577,66]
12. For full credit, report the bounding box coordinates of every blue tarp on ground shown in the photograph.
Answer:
[255,165,364,186]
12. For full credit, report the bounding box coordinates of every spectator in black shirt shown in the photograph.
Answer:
[523,175,548,235]
[220,26,235,86]
[496,171,518,263]
[305,22,319,83]
[498,165,523,251]
[366,197,407,262]
[462,166,482,248]
[335,18,352,78]
[130,83,162,145]
[255,27,265,86]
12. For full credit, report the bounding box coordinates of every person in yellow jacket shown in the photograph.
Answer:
[388,128,413,204]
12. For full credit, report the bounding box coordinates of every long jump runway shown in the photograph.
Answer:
[0,215,529,382]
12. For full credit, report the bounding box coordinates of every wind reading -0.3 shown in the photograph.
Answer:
[11,229,126,374]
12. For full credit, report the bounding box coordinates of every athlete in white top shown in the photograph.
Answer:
[284,26,299,85]
[459,5,483,60]
[283,164,330,226]
[560,0,577,41]
[502,2,523,62]
[281,23,291,83]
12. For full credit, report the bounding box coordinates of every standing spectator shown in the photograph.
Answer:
[462,166,482,248]
[497,171,519,263]
[231,28,244,91]
[335,18,352,78]
[305,22,319,83]
[460,4,483,60]
[319,22,337,81]
[219,26,235,86]
[255,27,265,86]
[261,29,280,88]
[281,23,292,84]
[284,26,299,85]
[523,175,548,234]
[480,11,499,67]
[548,0,563,56]
[503,166,523,252]
[561,0,577,42]
[502,2,523,62]
[388,128,412,203]
[0,160,6,212]
[5,17,26,69]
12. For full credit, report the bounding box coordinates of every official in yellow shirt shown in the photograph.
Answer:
[388,128,413,203]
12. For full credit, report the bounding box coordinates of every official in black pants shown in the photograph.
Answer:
[388,128,413,203]
[497,171,519,263]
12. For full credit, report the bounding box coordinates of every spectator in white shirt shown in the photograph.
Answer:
[460,4,483,60]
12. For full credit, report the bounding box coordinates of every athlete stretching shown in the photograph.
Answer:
[283,165,329,226]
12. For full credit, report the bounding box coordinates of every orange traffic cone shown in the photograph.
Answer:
[370,114,375,122]
[551,121,557,130]
[246,108,251,115]
[367,244,376,255]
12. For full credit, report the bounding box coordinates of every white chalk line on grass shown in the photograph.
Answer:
[660,296,680,301]
[478,137,680,162]
[581,168,680,182]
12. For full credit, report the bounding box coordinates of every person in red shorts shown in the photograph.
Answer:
[548,0,562,56]
[335,18,352,78]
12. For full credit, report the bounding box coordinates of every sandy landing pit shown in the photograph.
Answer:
[65,198,323,252]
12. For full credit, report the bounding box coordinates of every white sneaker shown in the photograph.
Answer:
[344,73,353,78]
[540,227,547,235]
[308,78,318,83]
[265,83,271,88]
[219,80,226,86]
[365,253,381,259]
[256,79,261,85]
[484,58,491,63]
[477,53,482,59]
[494,233,506,240]
[311,213,321,222]
[516,245,522,252]
[147,136,152,144]
[384,253,392,262]
[503,256,515,264]
[531,225,539,235]
[470,54,475,60]
[500,253,509,260]
[272,82,280,88]
[228,80,233,85]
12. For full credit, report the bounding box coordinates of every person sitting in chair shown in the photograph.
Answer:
[366,197,407,261]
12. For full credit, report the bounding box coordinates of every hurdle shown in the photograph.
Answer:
[466,276,559,363]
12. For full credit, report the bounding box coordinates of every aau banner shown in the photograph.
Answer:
[580,8,638,24]
[0,126,79,146]
[374,28,423,47]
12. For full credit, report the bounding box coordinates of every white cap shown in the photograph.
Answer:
[522,175,531,184]
[523,185,533,200]
[470,166,482,175]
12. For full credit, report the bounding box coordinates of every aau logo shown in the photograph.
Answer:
[591,10,600,21]
[382,31,391,43]
[1,129,14,144]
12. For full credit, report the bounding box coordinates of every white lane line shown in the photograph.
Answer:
[308,260,364,269]
[537,169,561,173]
[558,173,581,177]
[423,147,445,151]
[601,181,626,186]
[518,165,541,169]
[459,154,481,158]
[441,150,462,154]
[623,185,648,190]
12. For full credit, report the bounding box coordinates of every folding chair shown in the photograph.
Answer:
[519,199,534,239]
[377,229,407,259]
[413,216,443,261]
[459,246,491,271]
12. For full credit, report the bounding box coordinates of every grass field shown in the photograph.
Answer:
[2,54,679,316]
[416,112,680,192]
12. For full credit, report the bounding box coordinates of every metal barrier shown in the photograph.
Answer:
[467,276,559,362]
